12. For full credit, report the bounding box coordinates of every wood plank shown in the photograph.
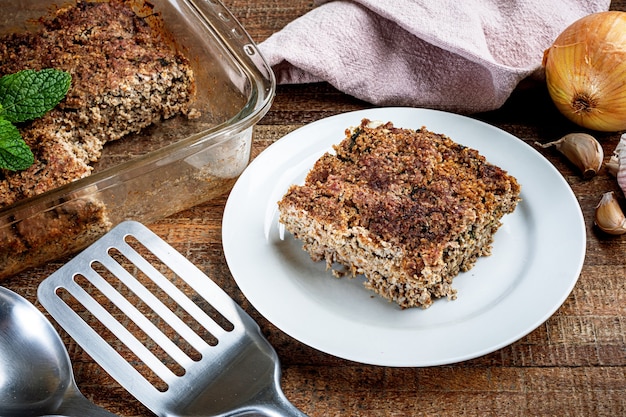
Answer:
[2,1,625,416]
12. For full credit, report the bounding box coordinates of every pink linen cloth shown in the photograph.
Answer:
[258,0,611,113]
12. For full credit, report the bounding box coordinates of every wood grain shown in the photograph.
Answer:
[3,1,625,416]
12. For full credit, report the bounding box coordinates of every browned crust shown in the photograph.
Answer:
[0,1,195,279]
[0,0,195,207]
[278,119,521,308]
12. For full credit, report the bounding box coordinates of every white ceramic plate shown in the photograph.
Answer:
[222,108,586,367]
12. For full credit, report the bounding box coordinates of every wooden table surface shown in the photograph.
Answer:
[4,1,626,416]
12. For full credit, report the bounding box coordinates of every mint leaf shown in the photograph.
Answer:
[0,69,71,171]
[0,118,34,171]
[0,69,71,123]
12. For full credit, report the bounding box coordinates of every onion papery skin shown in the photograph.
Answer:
[543,11,626,132]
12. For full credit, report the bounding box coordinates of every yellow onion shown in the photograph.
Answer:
[543,11,626,132]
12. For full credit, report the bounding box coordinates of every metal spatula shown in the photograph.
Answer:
[38,220,307,417]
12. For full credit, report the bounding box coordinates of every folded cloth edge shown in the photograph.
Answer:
[259,0,611,113]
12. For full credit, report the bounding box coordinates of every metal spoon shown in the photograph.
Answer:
[0,286,118,417]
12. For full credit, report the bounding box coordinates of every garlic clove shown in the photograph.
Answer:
[606,156,619,177]
[594,191,626,235]
[537,133,603,179]
[608,134,626,200]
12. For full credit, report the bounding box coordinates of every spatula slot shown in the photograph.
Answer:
[122,235,235,334]
[98,250,218,354]
[56,283,172,393]
[79,266,198,368]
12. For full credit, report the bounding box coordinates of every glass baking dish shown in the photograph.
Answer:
[0,0,275,279]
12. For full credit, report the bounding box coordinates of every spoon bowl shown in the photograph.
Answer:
[0,286,117,417]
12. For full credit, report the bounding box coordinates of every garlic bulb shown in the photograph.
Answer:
[536,133,603,179]
[543,11,626,132]
[595,191,626,235]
